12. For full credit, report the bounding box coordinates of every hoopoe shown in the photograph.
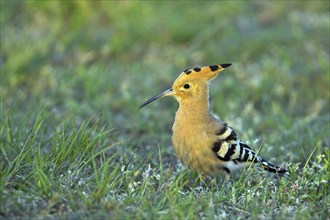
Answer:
[140,64,287,180]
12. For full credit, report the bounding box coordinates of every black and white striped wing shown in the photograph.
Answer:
[212,123,287,174]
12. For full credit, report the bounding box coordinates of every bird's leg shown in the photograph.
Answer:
[222,174,231,190]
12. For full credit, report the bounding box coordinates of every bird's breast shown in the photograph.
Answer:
[171,120,220,175]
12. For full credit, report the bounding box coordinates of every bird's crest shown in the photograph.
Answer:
[177,63,232,81]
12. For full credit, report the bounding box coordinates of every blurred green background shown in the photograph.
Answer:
[2,1,329,155]
[1,1,329,219]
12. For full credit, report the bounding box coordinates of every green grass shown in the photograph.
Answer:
[1,1,329,219]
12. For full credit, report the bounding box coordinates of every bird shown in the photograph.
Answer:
[140,64,287,181]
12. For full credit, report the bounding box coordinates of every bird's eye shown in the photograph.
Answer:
[183,84,190,89]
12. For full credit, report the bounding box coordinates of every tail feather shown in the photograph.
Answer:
[258,157,287,174]
[238,141,287,174]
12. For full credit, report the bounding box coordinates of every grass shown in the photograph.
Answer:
[1,1,329,219]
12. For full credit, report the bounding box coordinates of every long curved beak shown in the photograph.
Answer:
[139,88,174,109]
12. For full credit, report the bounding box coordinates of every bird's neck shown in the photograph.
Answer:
[176,93,211,124]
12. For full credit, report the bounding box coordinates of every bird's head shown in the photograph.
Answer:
[139,63,231,108]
